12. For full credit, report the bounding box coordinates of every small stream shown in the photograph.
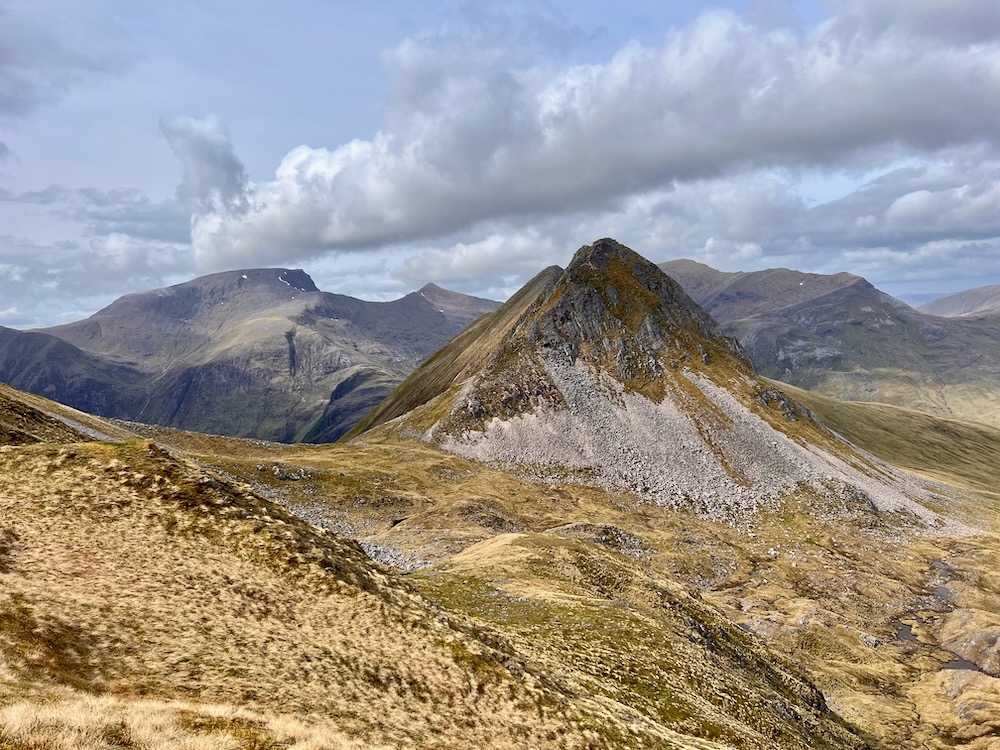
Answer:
[890,557,986,674]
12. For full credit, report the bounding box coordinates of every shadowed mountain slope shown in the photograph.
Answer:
[660,260,1000,429]
[0,326,147,419]
[0,269,498,443]
[919,283,1000,318]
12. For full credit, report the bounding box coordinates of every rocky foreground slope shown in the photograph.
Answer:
[0,269,497,443]
[660,259,1000,429]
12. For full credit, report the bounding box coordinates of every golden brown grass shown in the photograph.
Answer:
[0,439,603,749]
[169,429,1000,749]
[411,533,872,750]
[0,695,375,749]
[8,381,1000,748]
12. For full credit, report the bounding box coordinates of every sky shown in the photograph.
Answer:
[2,0,1000,328]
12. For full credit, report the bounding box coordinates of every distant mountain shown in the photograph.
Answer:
[352,239,943,524]
[919,284,1000,318]
[0,326,147,417]
[0,269,498,442]
[660,259,1000,429]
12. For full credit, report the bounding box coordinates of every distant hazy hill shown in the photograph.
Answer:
[0,269,498,442]
[660,259,1000,429]
[919,284,1000,318]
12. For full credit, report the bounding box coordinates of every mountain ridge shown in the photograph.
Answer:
[0,268,500,442]
[660,258,1000,429]
[919,283,1000,318]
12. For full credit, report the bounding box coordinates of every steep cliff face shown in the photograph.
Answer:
[1,269,499,442]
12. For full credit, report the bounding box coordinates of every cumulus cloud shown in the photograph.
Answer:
[380,152,1000,304]
[160,116,250,212]
[394,230,564,295]
[171,1,1000,273]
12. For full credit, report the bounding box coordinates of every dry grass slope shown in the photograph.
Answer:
[769,380,1000,512]
[0,433,608,748]
[0,383,88,446]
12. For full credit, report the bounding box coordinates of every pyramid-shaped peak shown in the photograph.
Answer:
[360,239,946,526]
[532,238,745,382]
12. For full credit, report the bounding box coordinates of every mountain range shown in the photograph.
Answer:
[660,260,1000,429]
[5,252,1000,444]
[3,238,1000,749]
[0,269,497,442]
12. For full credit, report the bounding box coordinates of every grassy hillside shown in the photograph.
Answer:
[767,380,1000,510]
[0,383,883,749]
[0,436,618,748]
[7,358,1000,748]
[145,421,1000,750]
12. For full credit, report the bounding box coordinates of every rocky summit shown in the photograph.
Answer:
[361,239,950,526]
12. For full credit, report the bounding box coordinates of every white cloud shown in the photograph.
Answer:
[0,231,191,328]
[831,0,1000,44]
[169,2,1000,276]
[160,115,249,212]
[395,231,564,293]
